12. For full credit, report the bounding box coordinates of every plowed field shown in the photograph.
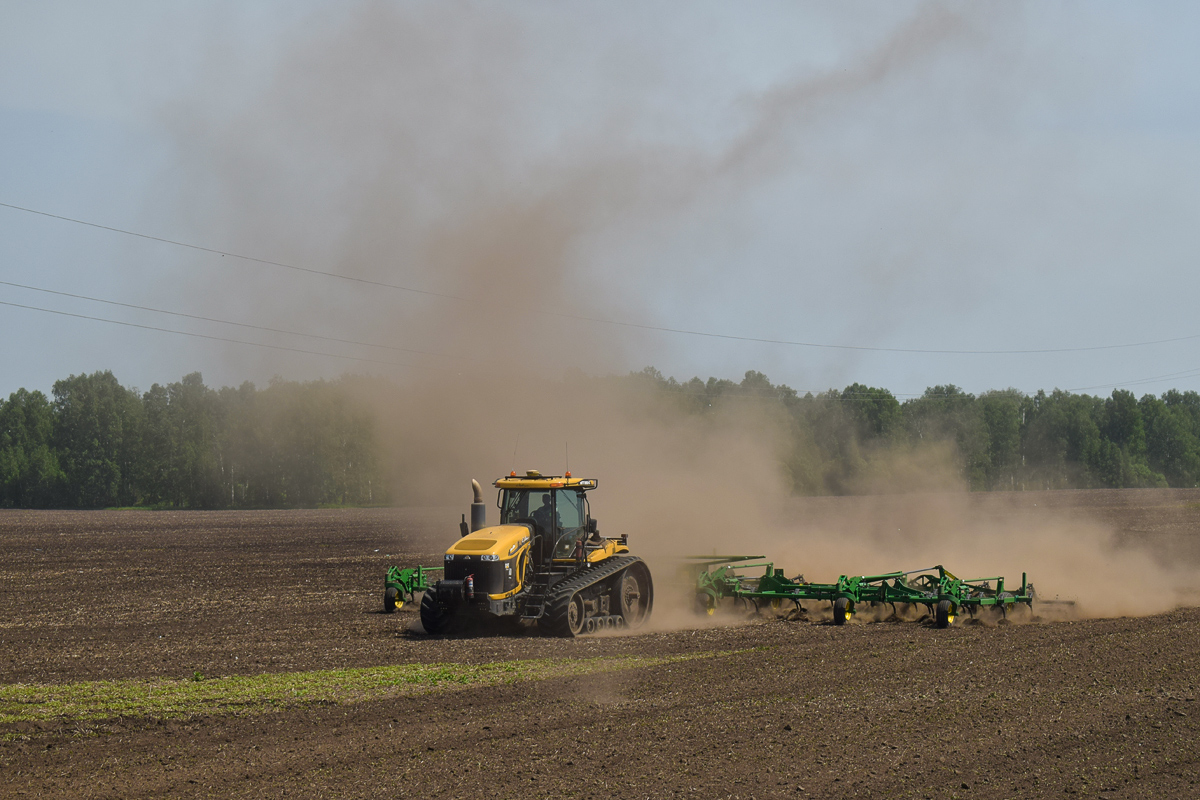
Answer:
[3,489,1200,799]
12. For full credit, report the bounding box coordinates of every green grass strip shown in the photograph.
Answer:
[0,650,739,725]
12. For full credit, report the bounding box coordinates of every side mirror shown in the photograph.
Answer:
[459,514,469,538]
[586,518,598,536]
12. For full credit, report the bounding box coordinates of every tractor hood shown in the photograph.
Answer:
[445,524,532,561]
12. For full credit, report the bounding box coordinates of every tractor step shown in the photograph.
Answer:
[520,599,546,619]
[520,571,555,619]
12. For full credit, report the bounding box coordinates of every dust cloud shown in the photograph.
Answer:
[162,1,971,381]
[363,370,1199,624]
[158,4,1196,625]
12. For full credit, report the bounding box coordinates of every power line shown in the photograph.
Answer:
[551,311,1200,355]
[5,296,1194,400]
[1067,366,1200,394]
[6,199,1200,357]
[0,201,458,300]
[0,299,447,371]
[0,283,931,397]
[0,279,466,362]
[0,286,914,396]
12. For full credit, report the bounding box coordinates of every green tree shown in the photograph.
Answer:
[246,377,387,507]
[1103,389,1147,456]
[901,385,986,488]
[841,383,900,439]
[1137,394,1195,487]
[139,373,222,507]
[52,371,142,507]
[979,390,1023,489]
[1021,390,1104,489]
[0,389,65,506]
[214,381,265,507]
[1099,389,1163,487]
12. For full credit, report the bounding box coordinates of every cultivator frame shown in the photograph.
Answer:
[692,556,1036,628]
[383,565,443,613]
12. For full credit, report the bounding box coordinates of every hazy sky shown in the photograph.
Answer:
[2,1,1199,400]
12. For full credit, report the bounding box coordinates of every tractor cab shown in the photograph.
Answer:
[494,471,604,567]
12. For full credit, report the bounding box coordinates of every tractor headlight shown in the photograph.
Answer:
[481,554,499,561]
[445,554,455,561]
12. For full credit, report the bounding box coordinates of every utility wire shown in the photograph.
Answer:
[549,311,1200,355]
[0,201,458,300]
[1067,367,1200,394]
[2,287,929,398]
[3,297,1190,399]
[0,299,446,371]
[5,199,1200,357]
[0,278,925,394]
[0,279,466,362]
[0,296,922,397]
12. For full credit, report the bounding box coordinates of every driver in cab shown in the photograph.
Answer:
[531,493,559,534]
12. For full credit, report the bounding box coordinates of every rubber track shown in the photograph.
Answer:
[538,556,644,638]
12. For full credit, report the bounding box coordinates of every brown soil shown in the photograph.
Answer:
[2,490,1200,798]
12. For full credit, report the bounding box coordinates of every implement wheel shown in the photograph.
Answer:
[833,597,851,626]
[419,592,456,635]
[618,563,653,629]
[384,586,400,613]
[935,599,956,629]
[694,592,715,617]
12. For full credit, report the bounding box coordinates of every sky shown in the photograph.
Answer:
[2,1,1200,401]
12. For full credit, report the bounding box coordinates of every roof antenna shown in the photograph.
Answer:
[565,441,570,477]
[510,433,520,474]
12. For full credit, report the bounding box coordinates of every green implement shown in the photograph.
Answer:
[693,559,1037,629]
[383,564,444,613]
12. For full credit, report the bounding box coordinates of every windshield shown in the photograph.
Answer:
[500,490,534,524]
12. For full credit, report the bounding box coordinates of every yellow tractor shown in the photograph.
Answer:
[418,471,653,637]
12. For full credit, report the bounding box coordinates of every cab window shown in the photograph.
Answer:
[500,490,531,524]
[556,491,583,531]
[553,491,585,557]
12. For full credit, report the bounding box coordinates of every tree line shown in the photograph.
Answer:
[0,371,386,509]
[4,367,1200,508]
[627,368,1200,494]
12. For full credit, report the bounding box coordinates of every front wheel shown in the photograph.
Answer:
[384,586,399,613]
[833,596,852,625]
[935,599,956,629]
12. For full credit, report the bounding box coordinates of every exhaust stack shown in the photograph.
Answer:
[469,478,487,532]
